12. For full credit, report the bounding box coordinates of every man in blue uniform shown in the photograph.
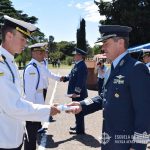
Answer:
[62,48,88,134]
[67,25,150,150]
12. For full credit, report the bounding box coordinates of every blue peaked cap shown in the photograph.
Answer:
[96,25,132,43]
[72,48,87,56]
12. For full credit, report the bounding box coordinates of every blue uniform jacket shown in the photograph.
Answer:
[80,54,150,150]
[64,60,88,99]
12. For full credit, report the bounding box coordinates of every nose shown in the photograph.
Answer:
[23,39,27,48]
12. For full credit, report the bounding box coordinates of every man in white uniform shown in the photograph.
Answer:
[0,15,60,150]
[23,43,62,149]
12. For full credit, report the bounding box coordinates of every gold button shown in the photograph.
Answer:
[115,93,119,98]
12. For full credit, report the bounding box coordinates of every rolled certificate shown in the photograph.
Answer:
[65,94,80,98]
[57,104,79,111]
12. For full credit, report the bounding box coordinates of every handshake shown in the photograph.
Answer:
[50,102,82,116]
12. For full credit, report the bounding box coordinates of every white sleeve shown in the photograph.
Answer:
[0,66,50,122]
[43,67,61,81]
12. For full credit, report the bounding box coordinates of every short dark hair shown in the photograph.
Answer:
[112,37,129,49]
[1,25,16,41]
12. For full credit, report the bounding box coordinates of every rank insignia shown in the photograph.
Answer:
[113,75,125,84]
[119,60,125,66]
[75,87,81,93]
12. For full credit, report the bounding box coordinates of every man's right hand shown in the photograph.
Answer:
[65,101,82,114]
[60,76,65,82]
[50,105,61,116]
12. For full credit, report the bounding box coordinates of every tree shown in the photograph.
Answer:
[95,0,150,46]
[48,35,55,52]
[59,41,76,57]
[31,29,48,43]
[0,0,48,67]
[0,0,38,42]
[0,0,38,35]
[76,18,87,51]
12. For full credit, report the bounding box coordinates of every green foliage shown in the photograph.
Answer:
[31,30,48,43]
[49,50,63,61]
[92,45,101,55]
[0,0,38,25]
[65,56,73,66]
[58,41,76,57]
[95,0,150,46]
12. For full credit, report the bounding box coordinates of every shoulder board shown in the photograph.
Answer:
[32,62,37,67]
[135,61,142,66]
[0,55,4,63]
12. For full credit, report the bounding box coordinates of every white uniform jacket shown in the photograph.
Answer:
[41,59,61,89]
[24,59,46,104]
[0,46,50,149]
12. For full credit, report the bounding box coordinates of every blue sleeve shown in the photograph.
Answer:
[74,65,87,94]
[63,75,70,82]
[80,96,103,115]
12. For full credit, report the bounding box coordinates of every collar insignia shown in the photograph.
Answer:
[119,60,125,66]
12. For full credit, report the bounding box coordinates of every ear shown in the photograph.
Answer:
[118,38,124,46]
[6,32,13,41]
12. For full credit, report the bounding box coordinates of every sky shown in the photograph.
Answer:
[11,0,111,47]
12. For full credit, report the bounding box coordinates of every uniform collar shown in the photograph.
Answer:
[31,58,42,66]
[75,60,83,64]
[0,46,14,61]
[146,62,150,67]
[112,51,127,68]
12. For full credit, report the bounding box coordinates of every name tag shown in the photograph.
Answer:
[113,79,124,84]
[29,72,36,75]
